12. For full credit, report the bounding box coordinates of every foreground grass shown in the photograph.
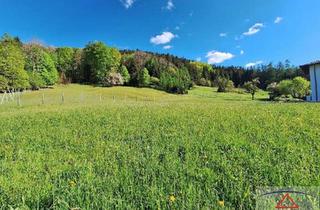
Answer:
[0,85,319,209]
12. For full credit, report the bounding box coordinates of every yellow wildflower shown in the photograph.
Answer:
[69,180,76,187]
[218,200,224,207]
[169,195,176,202]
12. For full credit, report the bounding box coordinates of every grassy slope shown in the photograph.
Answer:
[0,85,319,209]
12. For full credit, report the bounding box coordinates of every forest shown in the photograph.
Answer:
[0,33,306,95]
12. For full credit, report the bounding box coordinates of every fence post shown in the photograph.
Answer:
[61,93,65,104]
[42,93,45,105]
[113,96,115,102]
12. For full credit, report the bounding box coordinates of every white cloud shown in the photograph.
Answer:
[240,50,244,55]
[163,45,173,50]
[245,61,263,68]
[196,57,201,62]
[166,0,174,10]
[206,51,234,64]
[274,17,283,24]
[243,23,264,36]
[150,32,177,45]
[219,33,227,37]
[120,0,135,9]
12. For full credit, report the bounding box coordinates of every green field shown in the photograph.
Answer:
[0,85,319,209]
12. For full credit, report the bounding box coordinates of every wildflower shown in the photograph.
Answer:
[69,180,76,187]
[169,195,176,202]
[218,200,224,207]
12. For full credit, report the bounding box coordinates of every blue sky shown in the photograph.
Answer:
[1,0,320,67]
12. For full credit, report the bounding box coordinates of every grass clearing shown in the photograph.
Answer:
[0,85,319,209]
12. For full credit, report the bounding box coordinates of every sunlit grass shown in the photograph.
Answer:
[0,85,319,209]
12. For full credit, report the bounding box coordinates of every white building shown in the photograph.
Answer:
[301,61,320,102]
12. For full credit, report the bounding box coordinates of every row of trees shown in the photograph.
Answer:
[0,33,308,95]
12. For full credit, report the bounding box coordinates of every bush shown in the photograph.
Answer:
[102,72,124,87]
[214,77,234,92]
[160,67,192,94]
[199,78,211,87]
[291,77,310,99]
[277,80,292,97]
[267,82,281,100]
[268,77,310,101]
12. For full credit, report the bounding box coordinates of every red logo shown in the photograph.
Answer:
[276,193,299,209]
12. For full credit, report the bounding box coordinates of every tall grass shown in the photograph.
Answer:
[0,85,319,209]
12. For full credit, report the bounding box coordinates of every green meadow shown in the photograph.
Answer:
[0,85,319,209]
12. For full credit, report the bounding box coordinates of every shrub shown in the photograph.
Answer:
[291,77,310,99]
[278,80,293,97]
[267,82,281,100]
[160,67,192,94]
[103,72,124,87]
[199,78,211,87]
[214,77,234,92]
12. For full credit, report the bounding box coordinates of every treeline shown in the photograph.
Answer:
[0,33,306,94]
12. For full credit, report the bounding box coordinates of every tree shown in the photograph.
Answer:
[137,68,150,87]
[70,48,83,83]
[119,65,130,84]
[0,75,8,91]
[291,76,310,99]
[0,34,29,90]
[214,77,234,92]
[82,42,121,85]
[24,43,58,86]
[28,72,45,90]
[243,78,260,100]
[56,47,74,83]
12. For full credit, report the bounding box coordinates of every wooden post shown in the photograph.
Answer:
[42,93,45,105]
[113,96,115,102]
[61,93,65,104]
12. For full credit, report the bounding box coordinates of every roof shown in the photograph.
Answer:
[300,60,320,68]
